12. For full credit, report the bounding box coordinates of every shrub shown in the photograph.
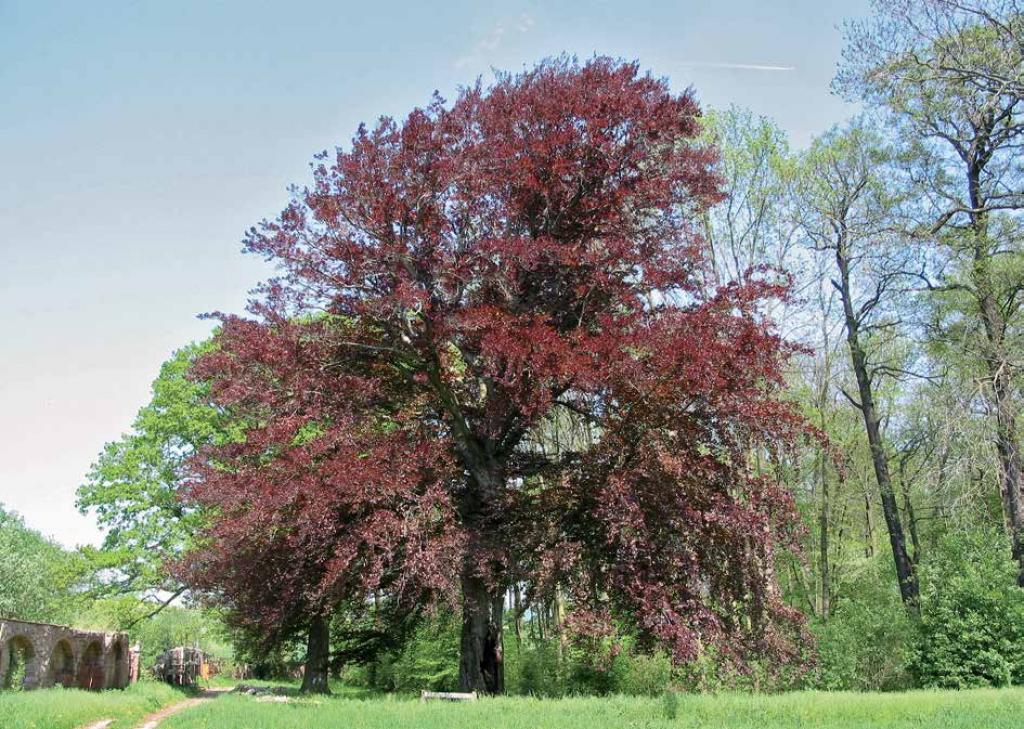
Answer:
[913,528,1024,688]
[810,558,914,691]
[506,639,566,697]
[505,632,672,697]
[616,650,673,696]
[564,635,621,696]
[387,611,460,693]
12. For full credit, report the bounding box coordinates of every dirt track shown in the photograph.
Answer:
[135,688,228,728]
[79,687,228,729]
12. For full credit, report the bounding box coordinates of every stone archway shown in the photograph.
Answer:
[112,639,126,688]
[49,640,76,688]
[78,641,105,690]
[2,636,36,690]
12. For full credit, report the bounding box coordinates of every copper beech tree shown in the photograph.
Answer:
[181,58,807,694]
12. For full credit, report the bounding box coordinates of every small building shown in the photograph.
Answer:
[0,618,139,691]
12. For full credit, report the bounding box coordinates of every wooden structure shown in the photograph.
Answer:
[152,647,210,687]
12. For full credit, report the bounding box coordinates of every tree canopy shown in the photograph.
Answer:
[0,505,84,623]
[77,340,238,606]
[179,57,808,694]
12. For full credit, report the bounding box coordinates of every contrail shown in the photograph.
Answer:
[680,61,796,71]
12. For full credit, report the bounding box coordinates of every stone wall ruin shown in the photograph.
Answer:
[0,618,138,691]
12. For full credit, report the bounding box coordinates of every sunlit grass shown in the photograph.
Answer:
[161,686,1024,729]
[0,680,187,729]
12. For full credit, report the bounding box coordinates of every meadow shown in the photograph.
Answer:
[158,687,1024,729]
[0,681,187,729]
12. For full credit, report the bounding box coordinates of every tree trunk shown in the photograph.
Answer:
[512,585,523,648]
[300,613,331,695]
[453,443,507,694]
[818,450,831,620]
[836,241,919,606]
[459,570,504,694]
[973,241,1024,586]
[988,349,1024,585]
[863,490,876,558]
[554,585,567,660]
[897,460,921,564]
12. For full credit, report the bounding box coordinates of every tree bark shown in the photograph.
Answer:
[991,370,1024,586]
[836,240,919,606]
[966,241,1024,585]
[459,569,504,694]
[897,456,921,564]
[818,450,831,620]
[454,449,506,695]
[863,489,876,558]
[300,613,331,695]
[967,187,1024,585]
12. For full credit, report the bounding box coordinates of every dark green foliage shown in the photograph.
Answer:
[506,640,565,697]
[223,619,306,680]
[2,641,29,691]
[913,530,1024,688]
[349,611,676,697]
[616,651,674,697]
[506,633,673,697]
[347,611,460,693]
[390,612,461,692]
[563,634,622,696]
[807,530,1024,691]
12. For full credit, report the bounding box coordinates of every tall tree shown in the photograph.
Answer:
[699,106,797,287]
[794,122,921,606]
[183,58,808,694]
[840,0,1024,583]
[77,340,236,612]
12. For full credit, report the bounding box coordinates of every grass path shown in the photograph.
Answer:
[132,688,229,729]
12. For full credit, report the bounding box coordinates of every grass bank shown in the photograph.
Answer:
[0,680,187,729]
[160,686,1024,729]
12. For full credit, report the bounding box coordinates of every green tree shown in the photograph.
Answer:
[76,339,238,613]
[0,506,85,623]
[699,106,797,286]
[839,0,1024,584]
[793,121,922,606]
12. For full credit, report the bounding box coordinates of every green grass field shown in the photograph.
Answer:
[159,687,1024,729]
[2,684,1022,728]
[0,680,188,729]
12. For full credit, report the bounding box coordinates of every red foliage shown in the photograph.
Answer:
[182,57,806,675]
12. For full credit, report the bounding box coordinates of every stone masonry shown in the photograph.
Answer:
[0,618,136,691]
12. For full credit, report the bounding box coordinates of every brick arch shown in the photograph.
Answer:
[111,638,127,688]
[2,635,37,690]
[48,639,76,688]
[77,640,105,690]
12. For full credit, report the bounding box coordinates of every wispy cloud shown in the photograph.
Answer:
[455,13,536,70]
[679,61,796,72]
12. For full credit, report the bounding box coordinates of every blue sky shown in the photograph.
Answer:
[0,0,868,548]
